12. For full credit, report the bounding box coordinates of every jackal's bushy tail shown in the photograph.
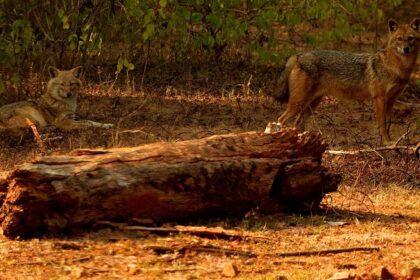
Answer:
[272,55,297,102]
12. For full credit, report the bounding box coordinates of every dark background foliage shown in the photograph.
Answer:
[0,0,418,95]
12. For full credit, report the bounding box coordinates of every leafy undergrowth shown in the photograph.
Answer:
[0,84,419,279]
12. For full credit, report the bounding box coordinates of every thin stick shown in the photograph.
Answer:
[393,130,410,147]
[395,100,420,108]
[114,97,149,145]
[95,221,268,241]
[327,145,416,155]
[273,246,380,257]
[147,245,257,257]
[25,118,46,154]
[140,42,150,94]
[147,245,380,258]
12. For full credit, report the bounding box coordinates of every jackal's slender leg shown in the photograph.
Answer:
[385,96,397,141]
[374,96,389,143]
[277,67,314,127]
[56,117,114,130]
[277,105,297,125]
[71,120,114,129]
[295,96,323,130]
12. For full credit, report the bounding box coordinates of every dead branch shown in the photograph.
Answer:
[146,244,380,258]
[273,246,380,257]
[327,145,417,155]
[94,221,269,241]
[25,118,46,154]
[395,100,420,108]
[392,130,410,147]
[147,245,257,257]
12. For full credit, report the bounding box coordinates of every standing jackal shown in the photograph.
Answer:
[274,18,419,143]
[0,66,113,134]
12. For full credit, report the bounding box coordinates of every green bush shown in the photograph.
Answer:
[0,0,407,92]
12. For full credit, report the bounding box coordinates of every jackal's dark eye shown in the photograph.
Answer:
[407,36,415,41]
[397,36,403,41]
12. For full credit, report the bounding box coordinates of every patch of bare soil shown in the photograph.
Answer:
[0,79,419,279]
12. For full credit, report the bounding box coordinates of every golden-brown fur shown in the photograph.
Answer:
[274,18,419,143]
[0,66,113,134]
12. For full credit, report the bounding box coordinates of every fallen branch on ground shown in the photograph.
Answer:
[25,118,45,154]
[327,145,417,155]
[395,100,420,108]
[95,221,269,241]
[147,244,380,258]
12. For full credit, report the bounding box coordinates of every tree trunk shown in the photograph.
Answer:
[0,129,341,239]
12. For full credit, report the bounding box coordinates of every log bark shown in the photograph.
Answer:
[0,128,341,239]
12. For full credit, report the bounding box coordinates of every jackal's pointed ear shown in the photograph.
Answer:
[410,18,420,31]
[70,66,82,78]
[388,19,399,32]
[48,66,60,78]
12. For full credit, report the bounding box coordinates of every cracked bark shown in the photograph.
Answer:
[0,128,341,239]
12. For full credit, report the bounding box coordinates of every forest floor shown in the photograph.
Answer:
[0,68,419,279]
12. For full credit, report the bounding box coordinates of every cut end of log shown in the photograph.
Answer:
[0,128,341,239]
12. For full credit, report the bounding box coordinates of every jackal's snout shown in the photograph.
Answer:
[403,46,411,54]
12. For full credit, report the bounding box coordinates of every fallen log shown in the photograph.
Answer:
[0,128,341,239]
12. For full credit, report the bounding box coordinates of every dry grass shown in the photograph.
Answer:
[0,76,419,279]
[0,184,418,279]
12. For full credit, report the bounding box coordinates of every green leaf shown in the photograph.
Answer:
[159,0,167,7]
[117,57,135,72]
[142,23,155,41]
[359,8,368,20]
[191,12,202,24]
[377,9,384,20]
[202,34,215,48]
[305,35,317,45]
[11,73,20,85]
[58,9,64,19]
[0,80,5,94]
[126,62,135,71]
[391,0,402,6]
[206,14,223,29]
[117,58,124,73]
[144,13,152,25]
[62,17,70,29]
[289,13,301,26]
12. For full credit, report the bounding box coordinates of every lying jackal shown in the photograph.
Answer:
[274,18,419,143]
[0,66,113,134]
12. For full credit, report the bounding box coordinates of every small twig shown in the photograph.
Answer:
[273,246,380,257]
[147,245,380,258]
[140,267,211,273]
[41,136,63,142]
[117,129,150,135]
[106,72,119,95]
[147,245,257,257]
[114,97,149,145]
[393,130,410,147]
[140,41,150,94]
[327,145,416,155]
[395,100,420,108]
[25,118,46,154]
[95,222,268,241]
